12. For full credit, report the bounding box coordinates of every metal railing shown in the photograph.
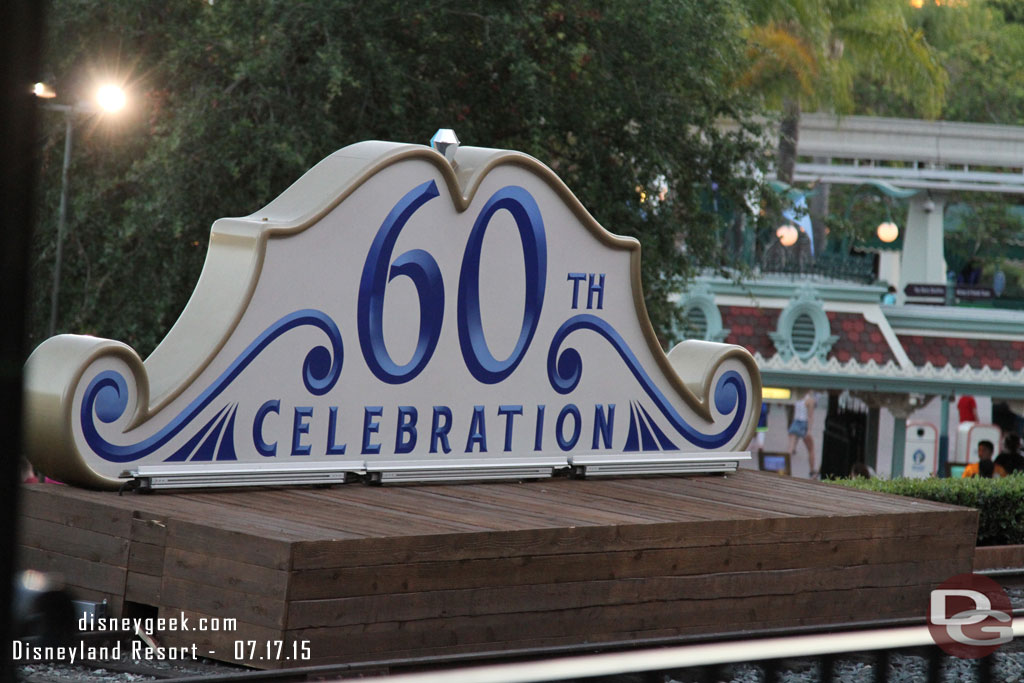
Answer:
[759,245,877,284]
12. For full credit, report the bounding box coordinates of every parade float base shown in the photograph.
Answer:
[17,470,977,669]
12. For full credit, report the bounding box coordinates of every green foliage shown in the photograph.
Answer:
[825,184,907,245]
[31,0,770,356]
[945,200,1024,267]
[740,0,947,118]
[833,475,1024,546]
[855,1,1024,125]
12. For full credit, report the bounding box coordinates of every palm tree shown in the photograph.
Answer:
[740,0,947,254]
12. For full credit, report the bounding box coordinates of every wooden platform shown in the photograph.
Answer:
[17,471,978,669]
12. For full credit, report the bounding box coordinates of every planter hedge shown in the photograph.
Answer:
[832,475,1024,547]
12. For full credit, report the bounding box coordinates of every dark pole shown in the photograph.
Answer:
[48,110,73,337]
[0,1,44,683]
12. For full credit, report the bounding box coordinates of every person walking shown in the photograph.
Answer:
[788,391,817,479]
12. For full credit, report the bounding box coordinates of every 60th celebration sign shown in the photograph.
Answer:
[24,137,761,489]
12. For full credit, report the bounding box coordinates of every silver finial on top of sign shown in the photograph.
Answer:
[430,129,460,164]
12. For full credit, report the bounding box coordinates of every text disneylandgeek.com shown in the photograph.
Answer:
[11,612,313,664]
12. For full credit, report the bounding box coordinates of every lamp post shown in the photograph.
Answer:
[38,83,126,337]
[841,181,919,289]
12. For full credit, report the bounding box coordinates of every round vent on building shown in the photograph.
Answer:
[791,312,816,356]
[686,306,708,339]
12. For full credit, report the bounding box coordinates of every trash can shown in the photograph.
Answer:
[950,423,999,479]
[904,421,938,479]
[954,422,1002,465]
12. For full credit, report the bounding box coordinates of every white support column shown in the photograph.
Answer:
[878,250,901,292]
[899,194,947,300]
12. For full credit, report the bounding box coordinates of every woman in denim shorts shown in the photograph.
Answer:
[788,391,817,478]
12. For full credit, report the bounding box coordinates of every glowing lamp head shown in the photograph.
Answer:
[876,221,899,243]
[95,84,127,113]
[776,224,799,247]
[33,82,56,98]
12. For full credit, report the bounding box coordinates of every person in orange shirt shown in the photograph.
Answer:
[962,440,1006,478]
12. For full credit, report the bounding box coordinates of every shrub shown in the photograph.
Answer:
[832,475,1024,546]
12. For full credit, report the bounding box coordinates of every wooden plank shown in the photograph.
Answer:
[292,607,929,667]
[56,488,334,542]
[130,515,168,546]
[178,487,483,538]
[160,577,288,630]
[18,546,127,596]
[443,481,761,522]
[19,485,134,537]
[125,572,162,605]
[18,517,130,566]
[164,519,294,571]
[332,484,678,528]
[157,609,285,668]
[286,557,966,629]
[618,477,886,518]
[291,508,975,570]
[288,584,931,656]
[128,542,165,577]
[302,486,618,531]
[683,471,962,512]
[475,481,760,523]
[288,531,974,600]
[680,475,948,516]
[617,474,961,519]
[162,548,290,598]
[975,544,1024,571]
[415,484,723,527]
[201,488,501,536]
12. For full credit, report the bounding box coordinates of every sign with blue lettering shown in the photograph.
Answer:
[23,138,762,489]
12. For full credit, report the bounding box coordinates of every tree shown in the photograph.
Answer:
[740,0,947,253]
[857,1,1024,125]
[31,0,770,355]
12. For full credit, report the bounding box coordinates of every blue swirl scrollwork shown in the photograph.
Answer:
[547,314,746,449]
[80,309,344,463]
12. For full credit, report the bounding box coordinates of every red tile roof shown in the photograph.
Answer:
[719,304,1024,372]
[898,335,1024,371]
[720,306,899,364]
[828,312,897,365]
[721,306,780,358]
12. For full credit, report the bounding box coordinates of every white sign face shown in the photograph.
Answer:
[24,141,761,489]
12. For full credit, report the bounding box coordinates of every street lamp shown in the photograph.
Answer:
[39,82,127,337]
[876,221,899,243]
[776,224,799,247]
